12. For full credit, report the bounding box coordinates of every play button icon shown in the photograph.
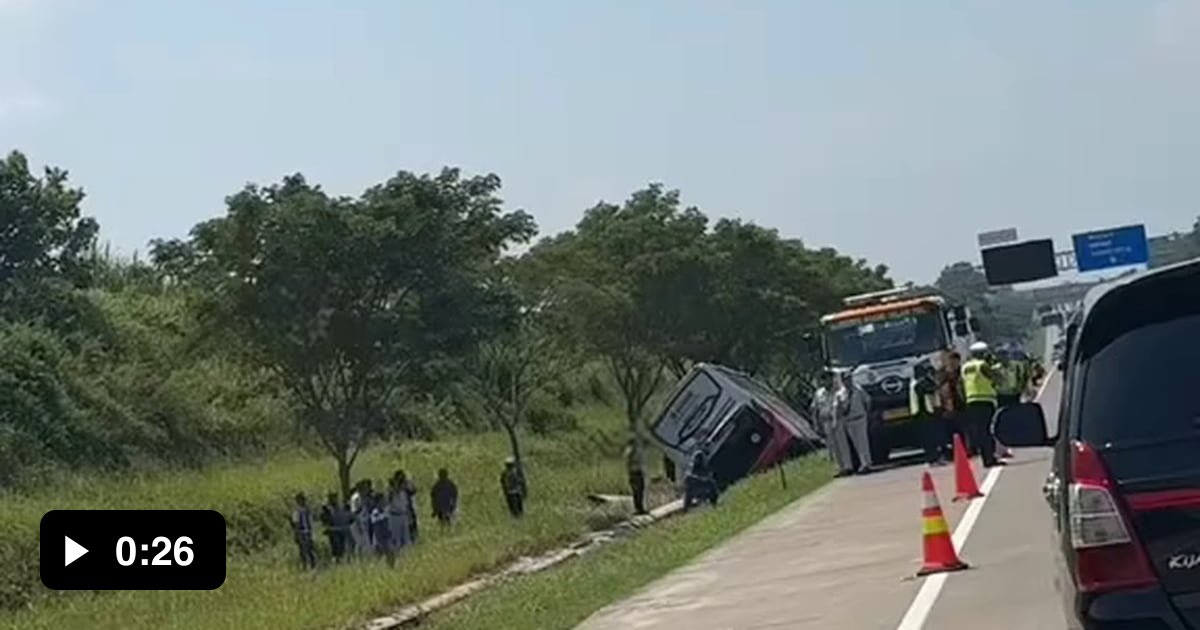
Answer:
[64,536,88,567]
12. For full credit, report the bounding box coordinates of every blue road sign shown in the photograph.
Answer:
[1072,224,1149,272]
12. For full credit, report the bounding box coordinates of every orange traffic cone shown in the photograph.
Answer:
[918,470,969,576]
[952,433,984,501]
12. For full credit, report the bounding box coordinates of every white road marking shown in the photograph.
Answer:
[895,373,1054,630]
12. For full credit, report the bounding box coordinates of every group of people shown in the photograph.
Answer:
[941,341,1038,468]
[810,369,876,476]
[289,467,461,569]
[290,458,533,569]
[811,341,1040,477]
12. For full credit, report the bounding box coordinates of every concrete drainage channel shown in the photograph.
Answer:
[361,498,686,630]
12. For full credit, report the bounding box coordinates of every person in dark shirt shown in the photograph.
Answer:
[319,492,352,562]
[911,362,947,466]
[290,493,317,570]
[624,438,648,515]
[430,468,459,527]
[500,457,527,517]
[683,450,719,511]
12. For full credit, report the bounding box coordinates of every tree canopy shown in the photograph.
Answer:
[149,169,535,496]
[1,150,894,487]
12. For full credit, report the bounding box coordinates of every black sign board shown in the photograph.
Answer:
[981,239,1058,285]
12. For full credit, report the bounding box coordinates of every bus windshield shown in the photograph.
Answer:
[823,308,948,367]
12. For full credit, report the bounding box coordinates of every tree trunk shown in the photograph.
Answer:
[335,453,353,502]
[504,422,524,472]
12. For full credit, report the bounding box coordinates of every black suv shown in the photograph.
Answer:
[997,259,1200,630]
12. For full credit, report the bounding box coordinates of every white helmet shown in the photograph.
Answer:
[969,341,989,354]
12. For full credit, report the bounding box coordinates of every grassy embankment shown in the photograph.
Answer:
[0,405,679,630]
[425,455,832,630]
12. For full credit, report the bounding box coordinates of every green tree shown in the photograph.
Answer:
[934,261,1032,343]
[0,150,100,326]
[155,169,535,497]
[527,184,707,472]
[460,297,569,478]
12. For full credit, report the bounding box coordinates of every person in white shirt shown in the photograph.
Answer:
[835,370,874,474]
[811,370,852,476]
[348,479,372,556]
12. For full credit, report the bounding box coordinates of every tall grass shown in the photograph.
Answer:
[0,405,670,630]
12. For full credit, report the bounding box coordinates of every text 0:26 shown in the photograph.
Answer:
[115,537,195,566]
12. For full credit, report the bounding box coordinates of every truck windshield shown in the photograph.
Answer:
[823,310,947,367]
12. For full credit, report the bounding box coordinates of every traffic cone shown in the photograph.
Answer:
[918,471,969,576]
[952,433,984,501]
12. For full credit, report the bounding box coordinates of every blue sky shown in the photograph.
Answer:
[2,0,1199,283]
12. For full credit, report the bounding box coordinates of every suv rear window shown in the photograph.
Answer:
[1077,270,1200,446]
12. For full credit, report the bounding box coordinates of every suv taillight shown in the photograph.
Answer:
[1068,441,1158,593]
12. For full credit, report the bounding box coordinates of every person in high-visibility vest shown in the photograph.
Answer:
[910,361,947,466]
[961,341,1003,468]
[1015,353,1031,397]
[993,350,1021,410]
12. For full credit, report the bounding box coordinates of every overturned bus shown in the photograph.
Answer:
[647,363,822,490]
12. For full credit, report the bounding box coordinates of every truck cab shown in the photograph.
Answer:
[818,285,978,463]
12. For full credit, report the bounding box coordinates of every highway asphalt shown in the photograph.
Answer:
[577,330,1067,630]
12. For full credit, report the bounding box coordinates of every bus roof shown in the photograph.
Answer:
[819,296,945,325]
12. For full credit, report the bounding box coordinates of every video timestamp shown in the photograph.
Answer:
[40,509,226,591]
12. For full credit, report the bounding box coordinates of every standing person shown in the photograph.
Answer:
[811,370,852,477]
[368,491,393,562]
[430,468,458,527]
[910,362,947,466]
[990,350,1018,460]
[961,341,1003,468]
[319,492,352,562]
[348,480,372,557]
[994,350,1021,410]
[500,457,527,518]
[386,475,413,551]
[393,470,419,544]
[290,493,318,570]
[624,438,648,515]
[835,370,873,474]
[937,351,967,460]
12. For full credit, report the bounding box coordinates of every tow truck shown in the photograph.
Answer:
[817,284,979,463]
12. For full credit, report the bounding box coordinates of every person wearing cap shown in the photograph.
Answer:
[500,457,527,518]
[961,341,1003,468]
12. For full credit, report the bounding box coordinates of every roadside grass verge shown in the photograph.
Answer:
[0,405,679,630]
[424,455,833,630]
